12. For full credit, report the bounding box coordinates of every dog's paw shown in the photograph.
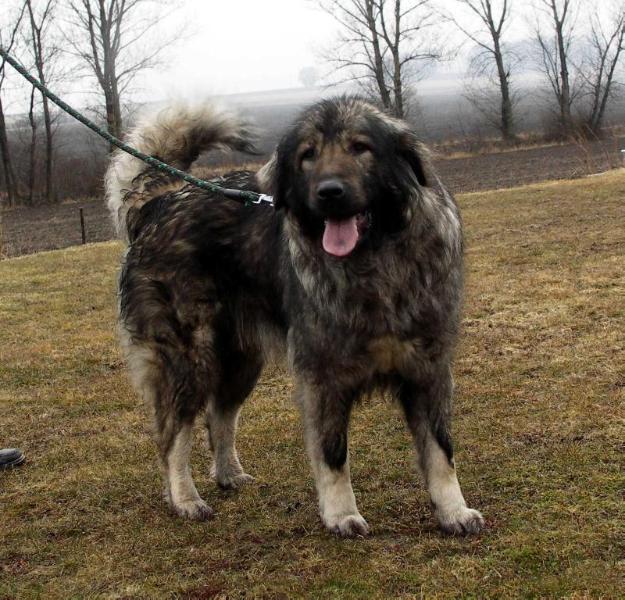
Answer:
[437,505,484,535]
[211,460,255,490]
[216,472,256,490]
[324,513,370,538]
[172,499,214,521]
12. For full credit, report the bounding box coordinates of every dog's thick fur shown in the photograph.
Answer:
[106,98,484,536]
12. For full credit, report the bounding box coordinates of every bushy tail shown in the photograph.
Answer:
[105,102,257,241]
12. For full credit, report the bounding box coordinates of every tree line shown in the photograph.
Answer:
[1,0,625,208]
[320,0,625,141]
[0,0,175,207]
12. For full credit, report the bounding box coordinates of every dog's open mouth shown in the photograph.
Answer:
[322,212,370,257]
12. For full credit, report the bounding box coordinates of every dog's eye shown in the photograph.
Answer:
[351,141,371,155]
[300,147,316,162]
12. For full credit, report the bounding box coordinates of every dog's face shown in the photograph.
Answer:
[265,97,429,258]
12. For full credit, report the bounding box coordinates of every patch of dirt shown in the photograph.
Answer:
[1,198,114,258]
[1,138,622,258]
[435,137,622,193]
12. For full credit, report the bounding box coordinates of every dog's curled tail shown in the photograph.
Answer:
[105,102,257,241]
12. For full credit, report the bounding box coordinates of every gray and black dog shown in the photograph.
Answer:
[106,97,484,537]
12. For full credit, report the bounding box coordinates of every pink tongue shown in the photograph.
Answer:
[322,216,359,257]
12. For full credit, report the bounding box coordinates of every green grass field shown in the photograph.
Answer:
[1,172,624,598]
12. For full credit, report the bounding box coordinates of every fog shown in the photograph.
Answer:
[1,0,542,111]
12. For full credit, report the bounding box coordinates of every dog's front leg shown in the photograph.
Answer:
[296,381,369,537]
[399,370,485,535]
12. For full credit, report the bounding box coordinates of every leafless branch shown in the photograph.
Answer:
[315,0,447,117]
[450,0,517,140]
[63,0,184,144]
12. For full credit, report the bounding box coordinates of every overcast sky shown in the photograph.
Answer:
[1,0,342,109]
[134,0,543,100]
[149,0,340,98]
[0,0,580,111]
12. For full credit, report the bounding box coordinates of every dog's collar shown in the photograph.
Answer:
[219,188,274,207]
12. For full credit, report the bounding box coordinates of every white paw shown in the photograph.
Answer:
[437,505,485,535]
[323,513,370,538]
[216,472,256,490]
[172,498,214,521]
[211,460,255,490]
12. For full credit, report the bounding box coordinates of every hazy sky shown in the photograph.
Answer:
[150,0,339,98]
[137,0,538,100]
[0,0,558,110]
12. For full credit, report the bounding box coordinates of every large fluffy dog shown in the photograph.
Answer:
[106,98,484,537]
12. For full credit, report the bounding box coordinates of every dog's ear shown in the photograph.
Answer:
[255,151,289,210]
[256,147,292,210]
[256,152,277,193]
[397,129,430,188]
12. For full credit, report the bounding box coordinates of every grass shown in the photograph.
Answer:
[1,171,624,599]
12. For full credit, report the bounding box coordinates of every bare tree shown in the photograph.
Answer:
[0,2,27,206]
[24,0,58,203]
[534,0,581,136]
[319,0,446,118]
[26,84,37,204]
[581,3,625,135]
[299,66,320,88]
[452,0,517,141]
[65,0,178,145]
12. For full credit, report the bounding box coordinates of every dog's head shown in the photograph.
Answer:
[260,97,430,258]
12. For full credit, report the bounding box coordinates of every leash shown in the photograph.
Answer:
[0,47,274,207]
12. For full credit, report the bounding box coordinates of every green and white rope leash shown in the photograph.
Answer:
[0,47,274,207]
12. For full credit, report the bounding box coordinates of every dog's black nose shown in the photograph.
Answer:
[316,179,346,201]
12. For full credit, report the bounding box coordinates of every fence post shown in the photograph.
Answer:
[79,208,86,244]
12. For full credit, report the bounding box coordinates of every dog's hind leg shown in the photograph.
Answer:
[297,381,369,538]
[124,335,213,521]
[161,418,213,521]
[206,350,263,490]
[398,369,484,535]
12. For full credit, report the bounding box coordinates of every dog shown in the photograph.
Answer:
[106,97,484,537]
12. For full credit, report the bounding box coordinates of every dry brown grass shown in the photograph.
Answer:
[1,171,624,598]
[432,127,625,160]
